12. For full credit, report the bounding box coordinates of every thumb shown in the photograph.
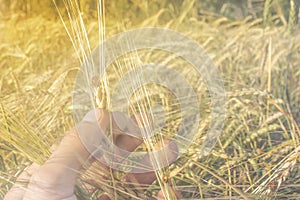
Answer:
[23,109,110,200]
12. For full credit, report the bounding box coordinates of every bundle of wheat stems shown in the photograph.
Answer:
[53,0,206,199]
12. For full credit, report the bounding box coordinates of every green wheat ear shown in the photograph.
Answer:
[263,0,272,25]
[288,0,296,33]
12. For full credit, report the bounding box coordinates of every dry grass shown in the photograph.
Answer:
[0,1,300,199]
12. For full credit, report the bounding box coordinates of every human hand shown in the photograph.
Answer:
[4,109,179,200]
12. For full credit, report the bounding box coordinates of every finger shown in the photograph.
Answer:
[112,112,144,151]
[97,193,111,200]
[123,140,178,185]
[76,109,110,159]
[115,134,142,152]
[4,163,40,200]
[108,112,147,165]
[127,111,153,135]
[113,111,156,149]
[153,189,181,200]
[111,111,143,140]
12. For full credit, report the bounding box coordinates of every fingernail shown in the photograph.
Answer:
[98,194,111,200]
[82,109,99,122]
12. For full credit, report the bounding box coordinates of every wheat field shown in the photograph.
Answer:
[0,0,300,199]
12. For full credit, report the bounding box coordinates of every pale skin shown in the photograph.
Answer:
[4,109,179,200]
